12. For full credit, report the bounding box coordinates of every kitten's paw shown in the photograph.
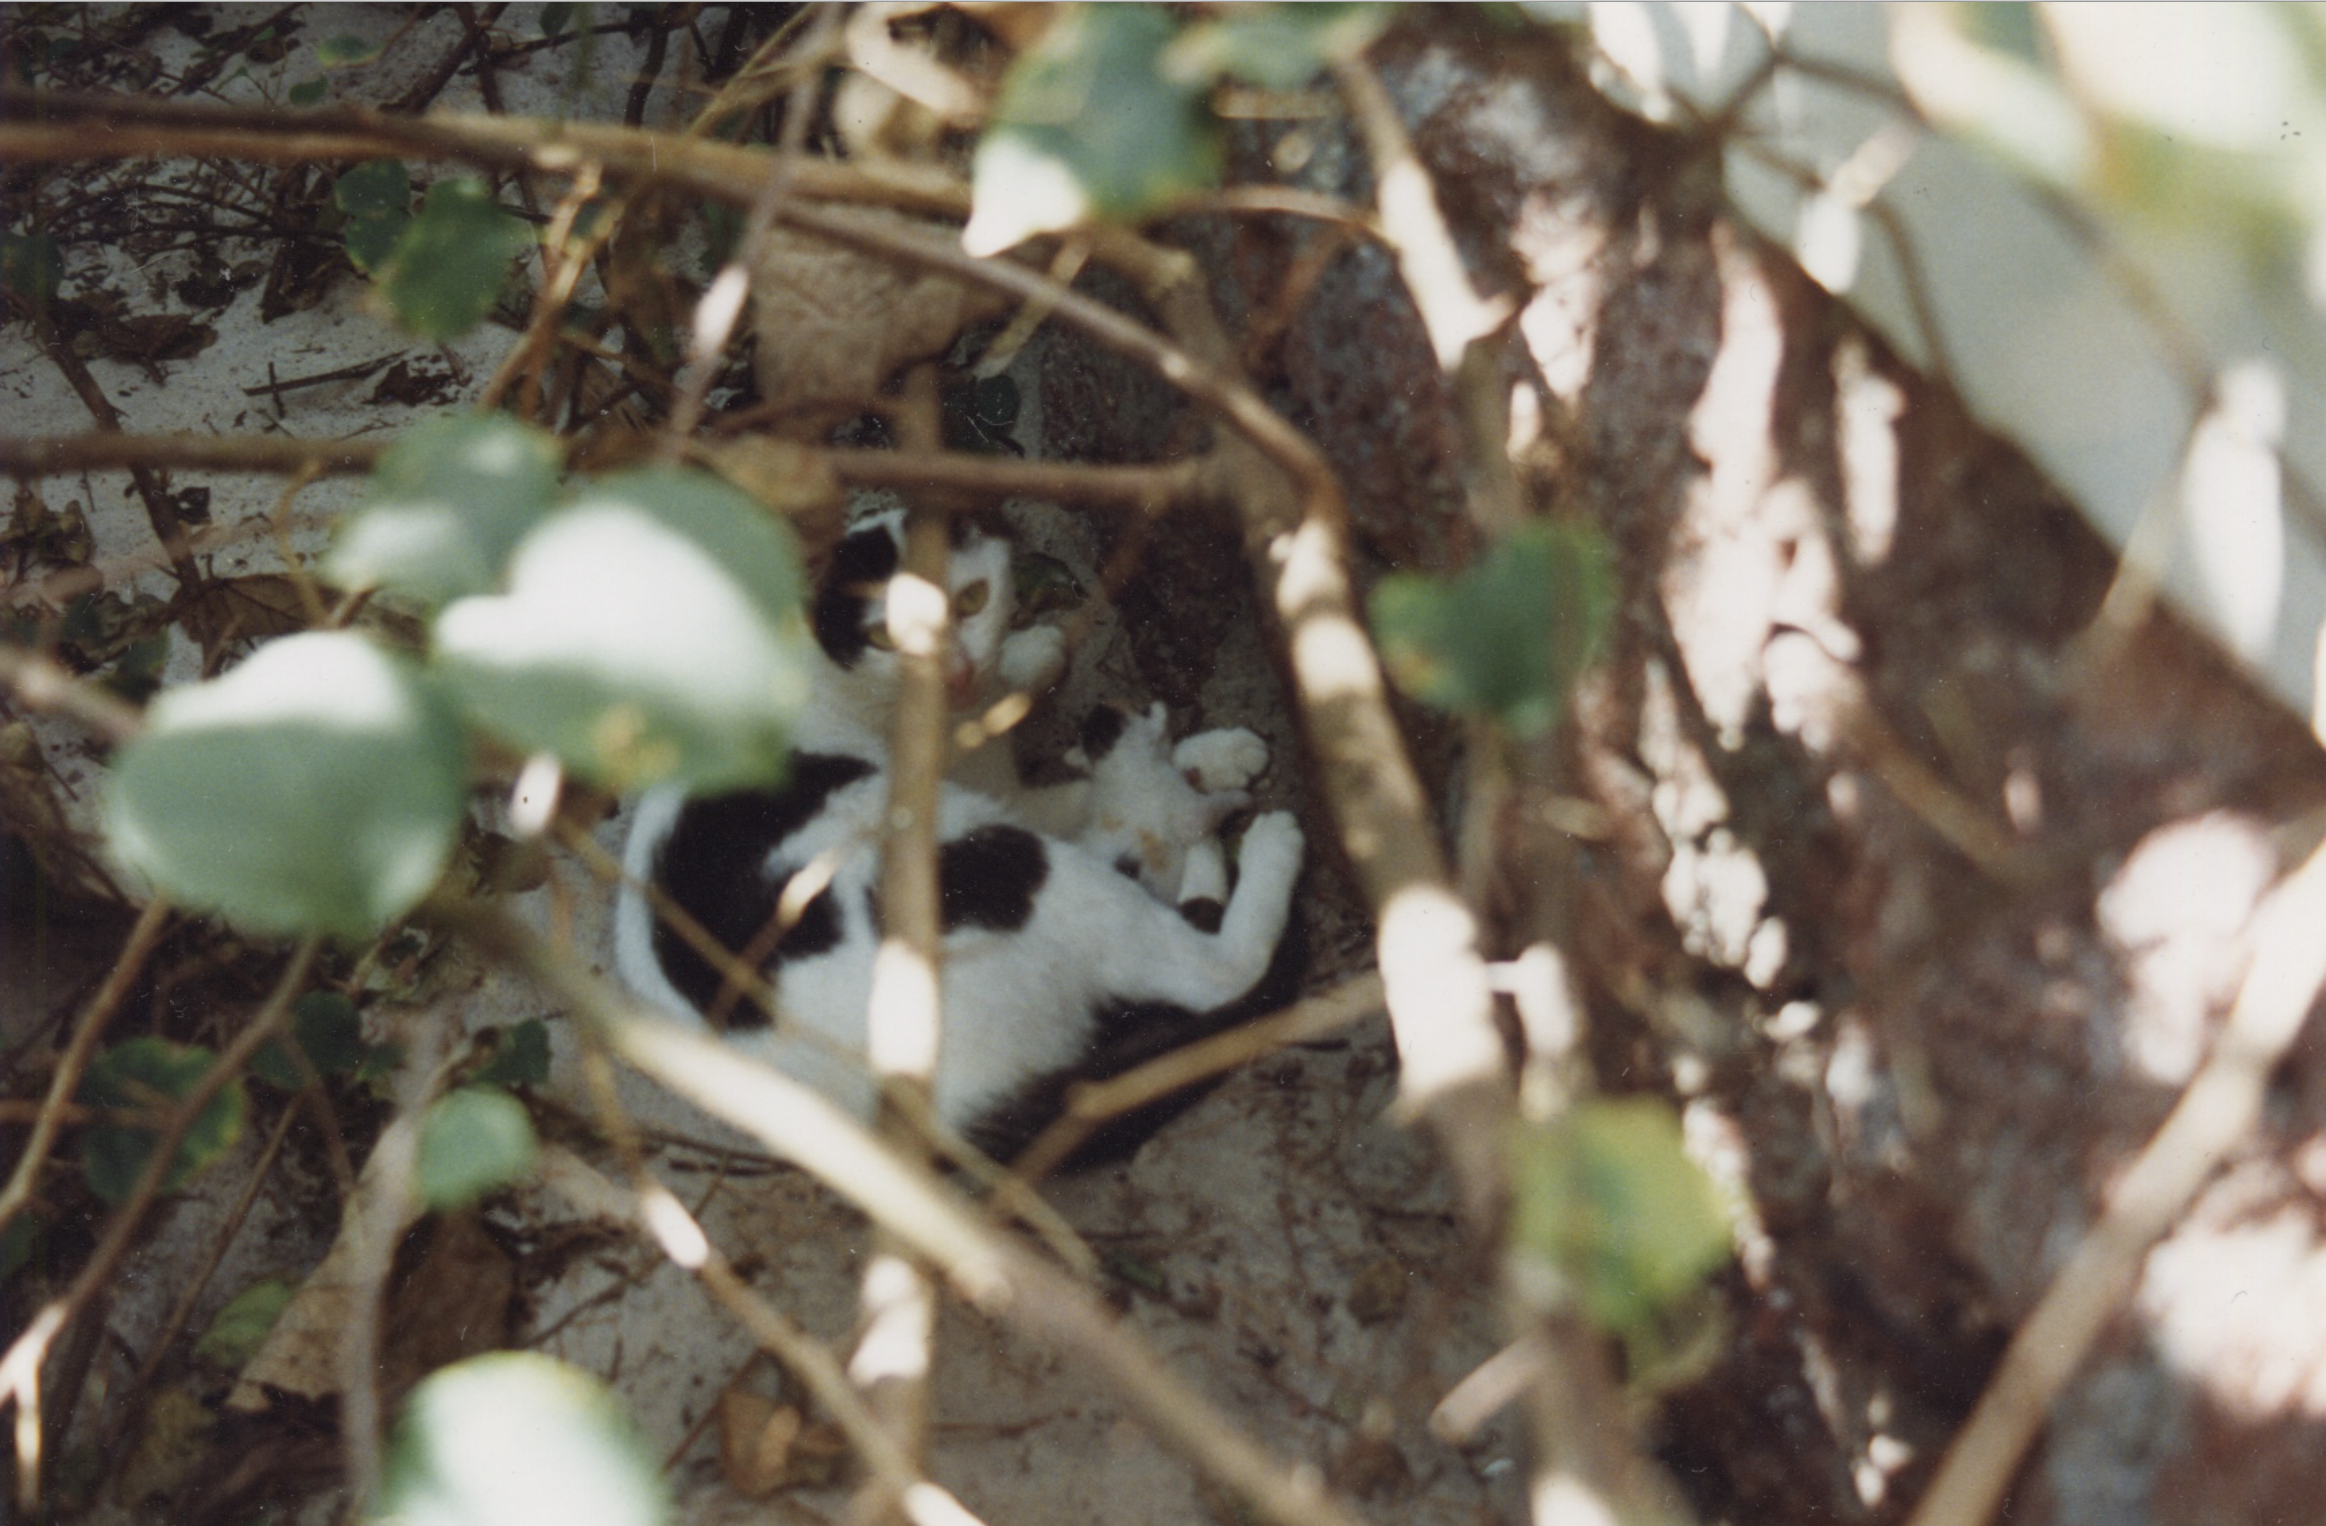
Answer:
[999,625,1067,693]
[1239,809,1305,874]
[1175,727,1268,793]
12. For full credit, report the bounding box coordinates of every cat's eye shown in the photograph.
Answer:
[867,622,897,651]
[954,580,990,618]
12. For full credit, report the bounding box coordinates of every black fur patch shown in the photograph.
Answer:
[812,524,902,668]
[964,881,1311,1166]
[1176,898,1224,934]
[1079,705,1127,761]
[651,752,876,1019]
[937,825,1048,933]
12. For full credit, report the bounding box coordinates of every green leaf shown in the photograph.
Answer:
[101,632,470,940]
[194,1278,295,1367]
[328,414,564,606]
[317,34,384,67]
[964,5,1221,255]
[375,1352,669,1526]
[1370,521,1615,737]
[470,1018,550,1088]
[377,179,535,340]
[78,1037,248,1204]
[1165,3,1391,91]
[539,4,578,39]
[251,991,365,1090]
[334,160,413,275]
[415,1086,538,1211]
[287,77,328,107]
[1508,1098,1732,1337]
[0,231,63,304]
[432,468,810,792]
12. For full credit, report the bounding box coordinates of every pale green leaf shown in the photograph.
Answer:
[965,5,1220,254]
[328,414,564,606]
[416,1087,538,1210]
[1509,1098,1732,1336]
[1370,521,1614,736]
[432,468,810,793]
[101,632,470,939]
[375,1353,668,1526]
[0,231,63,305]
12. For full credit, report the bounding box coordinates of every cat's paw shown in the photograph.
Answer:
[1238,809,1304,876]
[1174,727,1268,793]
[999,625,1067,693]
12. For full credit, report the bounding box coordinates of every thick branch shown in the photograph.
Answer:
[0,433,1203,512]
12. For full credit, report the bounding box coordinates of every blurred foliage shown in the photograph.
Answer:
[964,2,1387,253]
[250,991,370,1091]
[328,413,564,608]
[333,160,414,276]
[101,632,471,940]
[77,1037,248,1205]
[1508,1098,1732,1348]
[375,178,534,341]
[376,1353,670,1526]
[1371,521,1616,737]
[194,1277,296,1368]
[415,1086,538,1210]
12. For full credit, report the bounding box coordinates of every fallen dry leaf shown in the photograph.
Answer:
[752,211,1010,423]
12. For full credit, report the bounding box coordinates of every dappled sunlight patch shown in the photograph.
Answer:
[2140,1168,2326,1424]
[2096,812,2277,1086]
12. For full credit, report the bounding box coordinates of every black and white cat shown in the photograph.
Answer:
[613,506,1303,1157]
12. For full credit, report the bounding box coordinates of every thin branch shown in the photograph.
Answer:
[853,370,950,1494]
[536,1147,990,1526]
[2,935,319,1514]
[0,644,147,744]
[0,899,172,1240]
[657,5,839,458]
[337,1010,467,1518]
[24,305,205,592]
[1013,974,1387,1183]
[105,1098,302,1450]
[768,199,1348,521]
[0,431,385,479]
[0,91,976,219]
[0,433,1205,515]
[1905,831,2326,1526]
